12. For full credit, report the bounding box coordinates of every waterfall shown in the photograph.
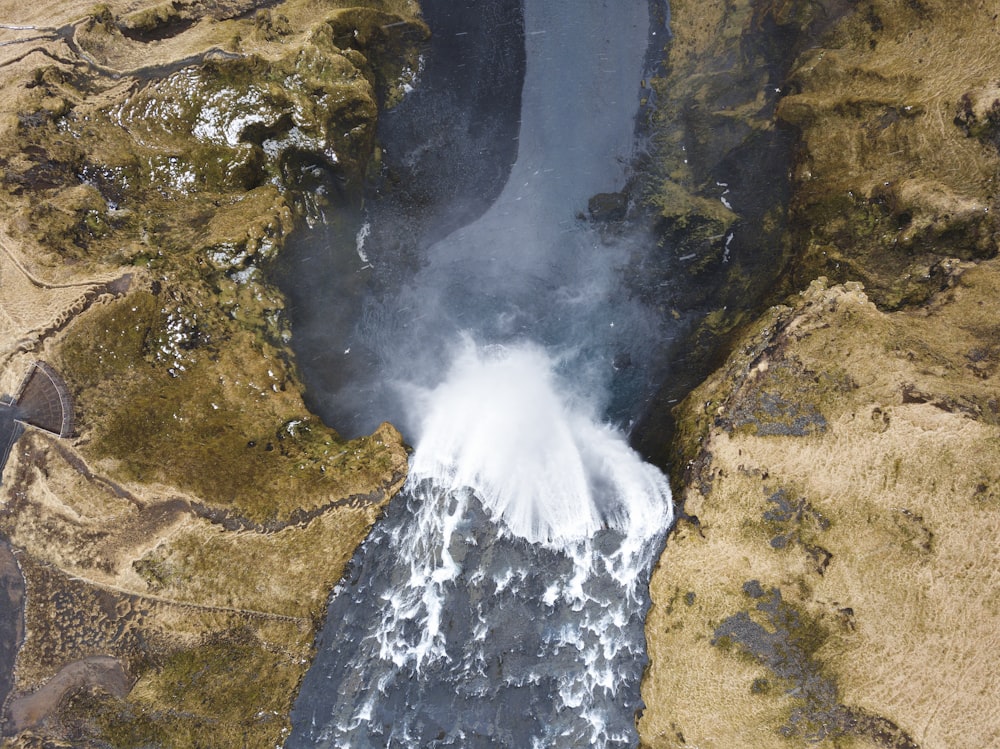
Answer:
[287,430,671,747]
[284,1,676,746]
[408,338,670,547]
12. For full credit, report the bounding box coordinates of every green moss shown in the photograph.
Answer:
[649,181,737,276]
[132,549,180,593]
[120,3,189,35]
[110,45,379,202]
[5,5,425,267]
[63,631,300,749]
[782,187,965,308]
[57,287,396,522]
[59,290,160,387]
[93,373,330,520]
[86,3,114,26]
[755,488,834,573]
[750,676,772,695]
[253,9,292,41]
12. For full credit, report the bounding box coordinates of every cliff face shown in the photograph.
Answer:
[3,0,998,745]
[640,1,1000,747]
[0,1,424,746]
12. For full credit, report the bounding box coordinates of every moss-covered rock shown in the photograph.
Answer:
[639,0,843,318]
[641,12,1000,744]
[0,0,423,745]
[637,0,1000,468]
[776,0,1000,308]
[632,0,858,463]
[642,270,1000,747]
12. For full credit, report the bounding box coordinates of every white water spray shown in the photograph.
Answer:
[408,339,672,547]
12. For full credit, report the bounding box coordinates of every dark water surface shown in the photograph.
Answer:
[275,0,527,438]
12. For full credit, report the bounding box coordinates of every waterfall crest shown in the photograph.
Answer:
[408,339,672,546]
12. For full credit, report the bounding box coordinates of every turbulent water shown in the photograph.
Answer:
[285,1,676,746]
[409,340,670,546]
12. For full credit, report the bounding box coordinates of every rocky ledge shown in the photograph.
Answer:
[639,1,1000,747]
[0,1,424,746]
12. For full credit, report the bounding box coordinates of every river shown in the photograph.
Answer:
[281,1,677,746]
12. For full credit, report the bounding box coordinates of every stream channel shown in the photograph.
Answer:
[279,1,681,746]
[0,539,25,728]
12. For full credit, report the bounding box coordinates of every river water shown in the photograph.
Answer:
[283,1,677,746]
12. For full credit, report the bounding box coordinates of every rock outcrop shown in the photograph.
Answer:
[642,271,1000,748]
[0,1,425,746]
[640,1,1000,747]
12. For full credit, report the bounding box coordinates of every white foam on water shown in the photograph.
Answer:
[367,485,469,671]
[305,439,672,747]
[407,338,673,549]
[336,337,677,747]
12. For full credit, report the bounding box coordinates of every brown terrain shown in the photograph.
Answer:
[639,0,1000,747]
[0,0,422,746]
[0,0,997,747]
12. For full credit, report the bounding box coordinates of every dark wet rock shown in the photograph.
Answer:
[729,390,828,437]
[0,541,25,723]
[713,586,919,747]
[632,0,855,465]
[588,191,629,222]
